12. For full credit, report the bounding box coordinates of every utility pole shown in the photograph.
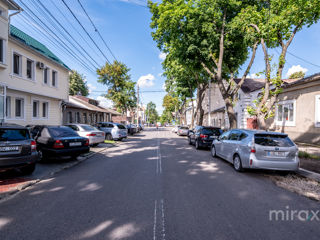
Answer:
[136,84,139,124]
[208,79,212,126]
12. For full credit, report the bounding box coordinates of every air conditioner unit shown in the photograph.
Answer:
[37,62,45,69]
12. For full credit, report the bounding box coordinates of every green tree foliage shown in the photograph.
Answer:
[97,61,136,113]
[149,0,260,128]
[289,71,305,79]
[146,101,159,124]
[69,70,89,96]
[238,0,320,129]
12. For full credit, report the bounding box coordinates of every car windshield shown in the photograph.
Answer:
[81,125,97,131]
[0,129,30,141]
[180,127,189,130]
[48,127,79,138]
[117,124,126,129]
[254,134,294,147]
[202,128,222,136]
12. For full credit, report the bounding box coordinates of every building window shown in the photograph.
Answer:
[42,102,48,118]
[83,113,87,123]
[76,112,81,123]
[15,98,24,118]
[5,96,11,118]
[13,53,21,75]
[276,100,296,127]
[68,112,73,123]
[32,100,39,118]
[43,67,49,84]
[52,70,57,87]
[0,39,4,64]
[26,59,34,80]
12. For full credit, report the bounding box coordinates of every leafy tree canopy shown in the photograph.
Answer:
[289,71,305,79]
[97,61,137,113]
[146,101,159,124]
[69,70,89,96]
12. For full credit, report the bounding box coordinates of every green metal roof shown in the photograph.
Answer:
[10,25,70,70]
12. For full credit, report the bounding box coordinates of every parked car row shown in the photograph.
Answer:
[0,122,144,175]
[185,126,300,172]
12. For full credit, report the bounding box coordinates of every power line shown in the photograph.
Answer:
[77,0,118,61]
[61,0,111,64]
[286,50,320,69]
[17,9,97,75]
[32,0,101,68]
[48,0,105,63]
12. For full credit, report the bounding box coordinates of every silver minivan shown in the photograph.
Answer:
[210,129,299,172]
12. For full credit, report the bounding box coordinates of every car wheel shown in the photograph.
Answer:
[211,145,216,157]
[233,155,243,172]
[38,149,46,162]
[188,137,192,145]
[19,163,36,175]
[92,143,99,147]
[195,139,200,149]
[105,134,112,140]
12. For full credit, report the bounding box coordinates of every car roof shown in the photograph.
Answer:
[0,123,27,129]
[231,129,288,136]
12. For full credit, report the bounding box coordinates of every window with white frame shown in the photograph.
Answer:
[15,98,24,118]
[68,112,73,123]
[276,100,296,126]
[43,67,49,84]
[32,100,39,118]
[42,102,48,118]
[0,86,4,120]
[0,39,4,64]
[315,95,320,127]
[6,96,11,118]
[13,53,22,75]
[26,59,35,80]
[52,70,57,87]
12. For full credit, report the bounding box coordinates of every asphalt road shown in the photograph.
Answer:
[0,128,319,240]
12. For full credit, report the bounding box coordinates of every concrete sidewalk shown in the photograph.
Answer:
[297,142,320,157]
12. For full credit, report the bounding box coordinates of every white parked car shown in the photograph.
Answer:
[172,125,180,133]
[65,124,105,146]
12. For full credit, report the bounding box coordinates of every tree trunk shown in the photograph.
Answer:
[197,84,206,126]
[191,98,195,128]
[225,99,237,129]
[257,115,267,130]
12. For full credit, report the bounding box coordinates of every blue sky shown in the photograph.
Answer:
[10,0,320,114]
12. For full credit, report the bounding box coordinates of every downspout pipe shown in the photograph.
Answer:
[8,6,23,35]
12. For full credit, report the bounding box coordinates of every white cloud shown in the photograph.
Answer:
[162,83,166,91]
[159,52,167,61]
[96,96,113,108]
[87,83,97,93]
[286,65,308,78]
[248,73,260,79]
[137,74,155,88]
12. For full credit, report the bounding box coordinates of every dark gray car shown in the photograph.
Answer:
[0,124,38,174]
[211,129,299,172]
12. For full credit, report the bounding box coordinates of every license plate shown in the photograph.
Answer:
[70,142,81,147]
[267,151,285,157]
[0,146,19,152]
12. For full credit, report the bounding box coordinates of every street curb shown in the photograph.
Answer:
[0,147,108,201]
[297,168,320,182]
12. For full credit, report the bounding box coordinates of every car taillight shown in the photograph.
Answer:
[84,139,89,146]
[251,147,256,153]
[53,140,64,149]
[200,134,208,139]
[31,140,37,151]
[86,133,96,136]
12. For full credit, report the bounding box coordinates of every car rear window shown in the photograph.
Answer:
[254,134,294,147]
[0,129,30,141]
[48,127,79,138]
[202,128,222,136]
[117,124,126,129]
[82,125,96,131]
[180,127,189,129]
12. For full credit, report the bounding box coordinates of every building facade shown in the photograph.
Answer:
[0,1,69,126]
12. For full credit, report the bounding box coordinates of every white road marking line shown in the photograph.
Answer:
[161,199,166,240]
[153,200,157,240]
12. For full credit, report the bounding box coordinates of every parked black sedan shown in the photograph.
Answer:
[188,126,223,149]
[28,125,90,160]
